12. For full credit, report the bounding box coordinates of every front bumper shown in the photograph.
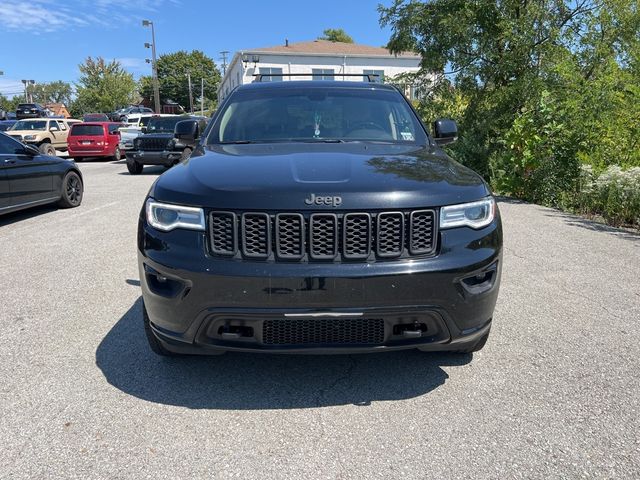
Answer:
[138,211,502,354]
[126,150,181,166]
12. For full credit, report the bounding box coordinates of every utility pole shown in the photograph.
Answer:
[143,20,161,114]
[200,78,204,116]
[220,51,229,76]
[186,71,193,113]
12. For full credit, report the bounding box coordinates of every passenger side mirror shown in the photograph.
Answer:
[174,119,199,142]
[23,144,40,156]
[49,125,60,132]
[433,119,458,145]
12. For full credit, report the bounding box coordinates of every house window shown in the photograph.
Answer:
[260,67,283,81]
[363,69,385,83]
[312,68,335,81]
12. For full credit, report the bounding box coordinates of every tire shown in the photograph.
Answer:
[39,142,56,156]
[112,147,121,162]
[127,157,143,175]
[451,330,490,354]
[57,171,83,208]
[143,303,175,356]
[180,147,192,162]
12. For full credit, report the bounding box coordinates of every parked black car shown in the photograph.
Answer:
[138,80,502,357]
[15,103,47,120]
[126,115,206,174]
[0,132,83,215]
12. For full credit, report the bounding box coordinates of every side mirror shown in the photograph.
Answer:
[23,144,40,156]
[174,119,199,142]
[49,125,60,132]
[433,119,458,145]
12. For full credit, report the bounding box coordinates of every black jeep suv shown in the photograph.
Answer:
[126,115,206,174]
[138,81,502,356]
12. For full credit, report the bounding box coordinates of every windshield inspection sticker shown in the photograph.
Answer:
[401,131,415,141]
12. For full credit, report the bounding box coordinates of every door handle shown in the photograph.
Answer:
[4,159,16,164]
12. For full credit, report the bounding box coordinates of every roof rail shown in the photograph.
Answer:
[252,73,380,82]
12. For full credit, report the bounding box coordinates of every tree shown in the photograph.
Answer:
[139,50,221,112]
[379,0,640,203]
[73,57,138,115]
[27,81,73,105]
[319,28,354,43]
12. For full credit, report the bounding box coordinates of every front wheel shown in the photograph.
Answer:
[127,157,143,174]
[180,147,192,162]
[39,143,56,156]
[58,171,83,208]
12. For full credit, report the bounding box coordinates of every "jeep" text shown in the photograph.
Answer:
[304,193,342,207]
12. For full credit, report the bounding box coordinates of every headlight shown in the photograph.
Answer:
[146,199,205,232]
[24,135,36,140]
[440,197,496,229]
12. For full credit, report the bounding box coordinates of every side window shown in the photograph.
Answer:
[48,121,59,131]
[108,124,119,134]
[312,69,335,81]
[0,133,25,154]
[260,67,283,82]
[58,120,67,131]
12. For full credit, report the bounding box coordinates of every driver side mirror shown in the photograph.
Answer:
[23,144,40,156]
[433,119,458,145]
[174,119,199,142]
[49,125,60,132]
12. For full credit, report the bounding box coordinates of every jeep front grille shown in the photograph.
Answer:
[208,209,437,262]
[263,317,385,345]
[138,137,169,151]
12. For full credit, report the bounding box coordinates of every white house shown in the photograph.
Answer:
[218,39,422,101]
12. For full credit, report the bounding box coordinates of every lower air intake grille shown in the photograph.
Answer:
[263,318,385,345]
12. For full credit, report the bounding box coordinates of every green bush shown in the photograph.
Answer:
[574,165,640,227]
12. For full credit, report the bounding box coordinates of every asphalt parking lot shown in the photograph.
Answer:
[1,159,639,479]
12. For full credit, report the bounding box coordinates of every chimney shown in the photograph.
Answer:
[285,38,289,47]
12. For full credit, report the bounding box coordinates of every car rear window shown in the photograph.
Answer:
[71,125,104,136]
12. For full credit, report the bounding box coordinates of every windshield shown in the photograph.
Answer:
[140,117,152,127]
[12,120,47,131]
[208,87,426,145]
[147,117,185,133]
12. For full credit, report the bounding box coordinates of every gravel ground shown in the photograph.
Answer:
[1,160,639,479]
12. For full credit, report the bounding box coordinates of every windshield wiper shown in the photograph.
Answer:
[218,140,254,144]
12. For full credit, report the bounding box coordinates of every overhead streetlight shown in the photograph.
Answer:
[142,19,161,114]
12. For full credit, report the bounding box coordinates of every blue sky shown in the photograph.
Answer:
[0,0,394,97]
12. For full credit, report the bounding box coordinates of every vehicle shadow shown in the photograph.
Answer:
[544,210,640,243]
[96,297,471,410]
[0,204,58,227]
[117,166,166,176]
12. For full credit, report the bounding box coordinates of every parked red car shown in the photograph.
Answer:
[67,122,123,161]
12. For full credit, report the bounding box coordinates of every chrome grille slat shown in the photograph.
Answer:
[208,209,437,262]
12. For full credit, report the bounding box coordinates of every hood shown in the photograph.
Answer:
[151,143,490,210]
